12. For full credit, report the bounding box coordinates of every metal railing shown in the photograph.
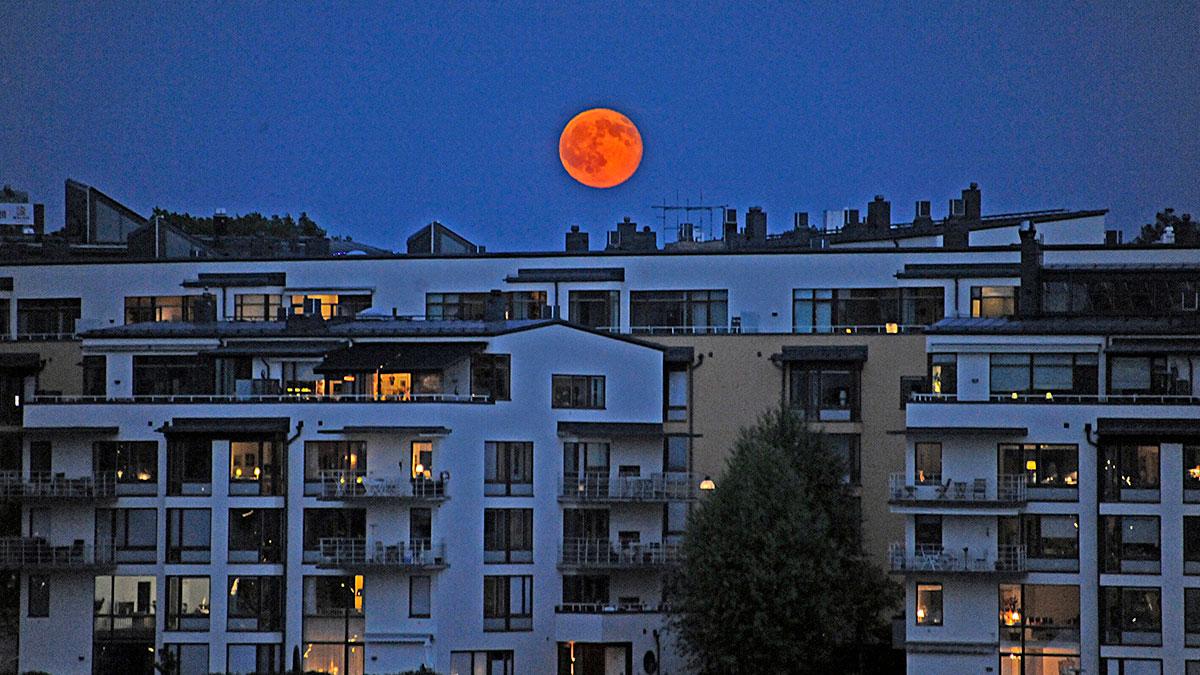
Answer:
[316,470,447,501]
[555,602,667,614]
[30,392,491,404]
[0,471,118,499]
[888,473,1026,504]
[911,392,1200,405]
[559,473,697,502]
[0,537,113,569]
[559,538,682,569]
[888,543,1026,574]
[317,537,446,570]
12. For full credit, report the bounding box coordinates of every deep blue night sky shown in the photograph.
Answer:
[1,2,1197,250]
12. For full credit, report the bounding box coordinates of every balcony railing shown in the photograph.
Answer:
[31,393,491,404]
[910,392,1200,405]
[559,538,682,569]
[0,537,113,569]
[315,470,448,502]
[555,602,668,614]
[888,543,1026,574]
[888,473,1026,504]
[559,473,697,503]
[0,471,117,499]
[317,537,446,571]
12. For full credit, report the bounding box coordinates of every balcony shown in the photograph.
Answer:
[0,471,117,500]
[558,473,697,503]
[316,538,446,571]
[888,473,1025,506]
[558,538,681,570]
[0,537,113,570]
[556,602,667,614]
[910,392,1200,405]
[315,470,448,502]
[30,392,490,404]
[888,543,1026,575]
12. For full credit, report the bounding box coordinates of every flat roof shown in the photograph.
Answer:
[927,316,1200,337]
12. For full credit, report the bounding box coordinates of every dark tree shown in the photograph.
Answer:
[150,207,328,238]
[1135,208,1197,245]
[667,408,899,674]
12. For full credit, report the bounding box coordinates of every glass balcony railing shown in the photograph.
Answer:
[314,470,448,502]
[558,473,697,503]
[888,543,1026,574]
[558,538,682,569]
[0,537,114,569]
[0,471,117,499]
[316,537,446,571]
[888,473,1026,504]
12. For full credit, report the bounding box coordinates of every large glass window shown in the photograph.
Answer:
[552,375,605,409]
[409,576,431,618]
[485,441,533,496]
[167,438,211,496]
[666,365,688,421]
[228,576,283,631]
[1100,443,1160,502]
[915,583,942,626]
[16,298,80,338]
[95,508,157,563]
[124,295,202,324]
[229,508,284,563]
[999,444,1078,499]
[1101,516,1160,574]
[929,353,957,395]
[483,575,533,631]
[227,644,283,675]
[914,442,941,484]
[233,294,283,321]
[1184,517,1200,575]
[132,355,214,397]
[1101,586,1161,646]
[563,442,610,481]
[1109,355,1193,395]
[1188,588,1200,647]
[989,353,1097,396]
[166,576,210,631]
[94,575,156,639]
[793,287,944,332]
[998,584,1080,669]
[484,508,533,563]
[568,290,619,330]
[630,290,727,334]
[1186,445,1200,501]
[788,363,859,421]
[161,644,209,675]
[304,441,365,494]
[82,355,106,397]
[425,292,547,321]
[1020,514,1079,565]
[827,434,861,486]
[94,441,158,491]
[471,353,511,401]
[970,286,1017,318]
[166,509,211,564]
[289,293,372,319]
[230,438,283,496]
[302,575,364,675]
[450,651,514,675]
[27,575,48,617]
[303,509,365,560]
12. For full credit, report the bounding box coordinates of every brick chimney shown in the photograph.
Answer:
[1018,223,1042,317]
[565,225,588,253]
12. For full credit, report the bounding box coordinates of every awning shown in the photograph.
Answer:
[776,345,868,363]
[891,426,1028,436]
[505,267,625,283]
[557,421,663,438]
[0,353,41,374]
[1107,338,1200,354]
[319,425,451,436]
[314,342,485,374]
[159,417,291,435]
[206,340,346,357]
[181,272,286,288]
[1097,418,1200,438]
[22,426,118,435]
[664,347,694,364]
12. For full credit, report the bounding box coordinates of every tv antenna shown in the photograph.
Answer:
[651,191,728,242]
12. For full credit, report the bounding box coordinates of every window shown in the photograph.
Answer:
[569,290,619,330]
[483,575,533,631]
[411,441,433,479]
[998,584,1080,668]
[132,355,214,397]
[999,444,1078,499]
[16,298,80,338]
[563,509,610,540]
[227,644,283,675]
[485,441,533,496]
[792,289,833,333]
[914,442,941,484]
[899,375,925,408]
[1187,445,1200,500]
[230,438,283,495]
[666,365,688,421]
[562,575,609,605]
[426,291,547,320]
[915,583,942,626]
[96,508,157,563]
[1109,355,1193,395]
[484,508,533,563]
[914,516,942,551]
[1188,588,1200,647]
[450,651,514,675]
[167,438,211,496]
[82,355,106,397]
[29,440,50,474]
[793,287,945,332]
[160,644,208,675]
[166,576,210,631]
[664,435,689,473]
[228,576,283,631]
[1020,514,1079,564]
[304,440,365,494]
[303,509,365,560]
[1100,443,1160,502]
[970,286,1017,318]
[124,295,202,324]
[166,509,210,564]
[27,575,48,617]
[630,290,727,334]
[471,353,511,401]
[989,353,1097,396]
[409,507,432,551]
[233,294,283,321]
[1185,517,1200,574]
[302,575,364,675]
[828,435,861,486]
[1101,586,1161,646]
[563,442,610,481]
[788,363,860,421]
[929,353,957,395]
[289,293,372,319]
[94,441,158,491]
[552,374,605,408]
[93,575,156,639]
[229,508,284,563]
[409,576,431,618]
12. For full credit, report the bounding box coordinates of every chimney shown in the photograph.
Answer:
[617,217,636,241]
[843,209,860,229]
[914,200,932,226]
[214,208,230,238]
[1104,229,1123,246]
[33,203,44,239]
[948,199,965,219]
[745,206,767,242]
[866,195,891,231]
[1018,223,1042,317]
[483,289,507,321]
[565,225,589,252]
[962,182,981,220]
[793,212,809,230]
[723,208,738,243]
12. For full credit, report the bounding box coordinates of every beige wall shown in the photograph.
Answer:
[654,334,926,567]
[0,341,84,396]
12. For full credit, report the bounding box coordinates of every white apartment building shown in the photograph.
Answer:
[9,316,683,674]
[895,229,1200,675]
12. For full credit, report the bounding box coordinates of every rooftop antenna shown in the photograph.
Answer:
[651,194,729,243]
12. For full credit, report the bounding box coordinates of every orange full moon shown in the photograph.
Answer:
[559,108,643,188]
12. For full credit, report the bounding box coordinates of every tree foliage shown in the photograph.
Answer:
[1135,207,1197,245]
[150,207,326,238]
[667,408,899,674]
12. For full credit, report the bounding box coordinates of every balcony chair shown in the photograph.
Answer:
[972,478,987,500]
[935,478,952,499]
